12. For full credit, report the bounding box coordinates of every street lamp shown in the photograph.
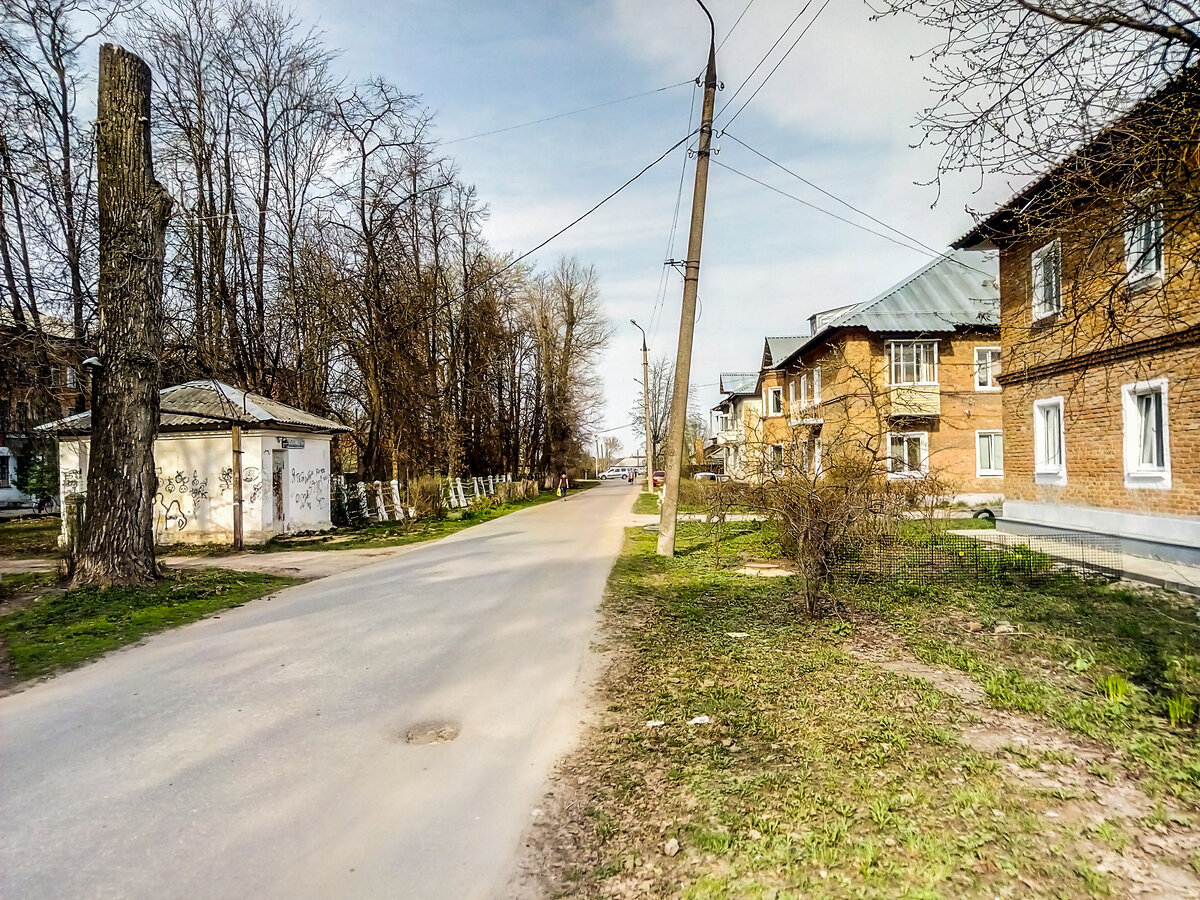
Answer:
[630,319,653,489]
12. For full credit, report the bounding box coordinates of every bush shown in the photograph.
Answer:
[409,475,445,519]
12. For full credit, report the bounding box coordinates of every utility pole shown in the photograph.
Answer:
[630,319,653,490]
[658,1,717,557]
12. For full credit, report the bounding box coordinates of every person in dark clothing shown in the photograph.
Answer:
[557,471,569,500]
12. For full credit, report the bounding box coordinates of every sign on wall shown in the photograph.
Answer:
[280,437,306,449]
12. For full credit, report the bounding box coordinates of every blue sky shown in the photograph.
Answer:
[294,0,1016,450]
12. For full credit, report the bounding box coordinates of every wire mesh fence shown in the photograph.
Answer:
[829,530,1123,586]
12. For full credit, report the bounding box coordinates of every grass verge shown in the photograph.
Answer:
[532,522,1198,898]
[632,492,659,515]
[0,516,61,557]
[0,567,298,681]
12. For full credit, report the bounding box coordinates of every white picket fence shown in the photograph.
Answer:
[339,474,514,522]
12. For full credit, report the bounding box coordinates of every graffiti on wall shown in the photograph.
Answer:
[61,468,82,494]
[243,466,262,504]
[291,466,329,512]
[158,494,187,531]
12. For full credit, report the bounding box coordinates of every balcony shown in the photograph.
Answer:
[889,384,941,417]
[788,401,822,426]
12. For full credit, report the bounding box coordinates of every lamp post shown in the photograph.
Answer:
[630,319,653,490]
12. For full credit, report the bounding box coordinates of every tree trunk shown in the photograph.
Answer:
[73,45,173,587]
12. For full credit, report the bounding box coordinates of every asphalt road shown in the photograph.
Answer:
[0,480,637,899]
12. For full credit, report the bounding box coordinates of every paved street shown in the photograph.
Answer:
[0,480,636,900]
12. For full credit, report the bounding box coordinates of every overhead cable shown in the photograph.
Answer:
[441,80,693,146]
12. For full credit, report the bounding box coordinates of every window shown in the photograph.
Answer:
[889,341,938,385]
[976,431,1003,476]
[799,436,822,477]
[1122,378,1170,489]
[768,387,783,417]
[799,373,810,407]
[1033,397,1066,484]
[0,454,9,488]
[770,444,785,470]
[65,367,78,389]
[974,347,1001,391]
[1031,240,1062,321]
[1125,202,1163,284]
[887,431,928,477]
[788,380,796,406]
[813,367,821,404]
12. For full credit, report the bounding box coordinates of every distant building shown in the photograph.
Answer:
[754,250,1003,503]
[45,380,350,545]
[0,313,88,509]
[710,372,762,480]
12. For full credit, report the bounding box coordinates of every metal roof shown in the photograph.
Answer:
[43,380,350,435]
[775,250,999,369]
[719,372,759,395]
[763,336,807,369]
[824,250,998,333]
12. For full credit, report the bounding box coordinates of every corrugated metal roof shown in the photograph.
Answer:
[763,336,806,369]
[824,250,998,334]
[43,380,350,435]
[719,372,759,395]
[773,250,999,371]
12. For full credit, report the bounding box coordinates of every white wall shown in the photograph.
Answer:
[0,447,28,507]
[58,430,334,546]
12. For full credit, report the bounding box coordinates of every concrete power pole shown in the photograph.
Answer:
[631,319,653,489]
[658,2,717,557]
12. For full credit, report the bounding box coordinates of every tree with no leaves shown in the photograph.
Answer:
[72,43,172,586]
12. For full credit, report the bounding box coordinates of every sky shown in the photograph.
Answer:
[291,0,1019,453]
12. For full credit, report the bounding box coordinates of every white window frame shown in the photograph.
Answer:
[799,372,810,407]
[1122,378,1171,489]
[975,430,1004,477]
[813,367,821,405]
[1125,198,1164,286]
[974,346,1001,392]
[886,431,929,479]
[788,380,796,406]
[767,386,783,417]
[888,341,939,386]
[1031,239,1062,322]
[1032,397,1066,485]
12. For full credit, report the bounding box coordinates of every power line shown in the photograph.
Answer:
[398,129,699,333]
[712,158,942,256]
[720,0,832,130]
[713,157,997,278]
[714,0,815,122]
[440,80,693,146]
[722,131,942,255]
[716,0,757,52]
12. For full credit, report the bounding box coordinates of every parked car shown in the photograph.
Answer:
[599,467,631,480]
[652,470,666,488]
[692,472,730,482]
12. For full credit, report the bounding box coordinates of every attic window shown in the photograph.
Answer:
[1125,201,1163,285]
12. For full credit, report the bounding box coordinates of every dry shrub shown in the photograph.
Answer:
[409,475,445,519]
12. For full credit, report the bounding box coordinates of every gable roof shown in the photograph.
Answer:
[776,250,999,369]
[762,336,807,370]
[719,372,759,395]
[43,380,350,435]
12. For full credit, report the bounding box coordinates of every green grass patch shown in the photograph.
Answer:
[632,492,659,515]
[0,568,298,680]
[0,516,61,557]
[557,523,1115,898]
[863,575,1200,803]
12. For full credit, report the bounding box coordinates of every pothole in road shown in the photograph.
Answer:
[404,721,461,745]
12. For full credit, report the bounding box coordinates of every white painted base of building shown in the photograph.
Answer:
[999,499,1200,566]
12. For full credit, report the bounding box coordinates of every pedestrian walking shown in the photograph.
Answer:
[557,471,569,500]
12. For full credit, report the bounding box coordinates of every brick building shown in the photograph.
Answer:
[955,75,1200,562]
[751,251,1003,503]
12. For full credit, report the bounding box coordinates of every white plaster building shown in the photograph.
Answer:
[710,372,763,481]
[46,381,349,545]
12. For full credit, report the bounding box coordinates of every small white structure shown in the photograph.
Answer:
[46,381,350,545]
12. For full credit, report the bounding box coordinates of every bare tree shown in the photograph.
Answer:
[73,43,171,586]
[630,353,672,468]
